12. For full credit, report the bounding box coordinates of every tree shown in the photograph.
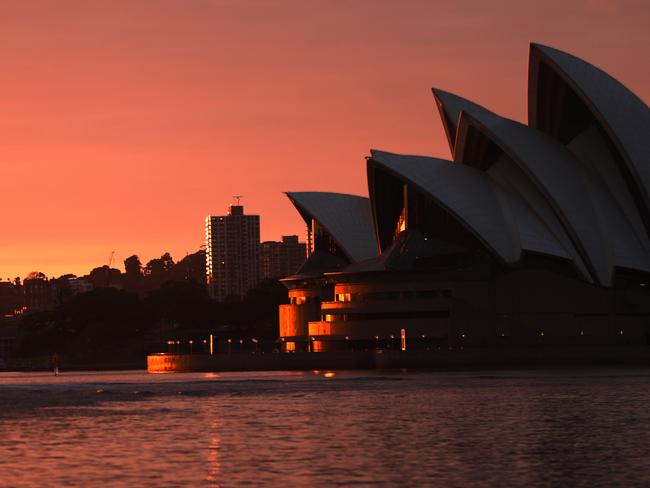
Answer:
[144,253,174,277]
[169,250,206,284]
[16,287,149,362]
[25,271,47,281]
[123,255,142,292]
[143,253,175,290]
[124,255,142,278]
[87,266,121,288]
[145,280,211,330]
[160,252,174,272]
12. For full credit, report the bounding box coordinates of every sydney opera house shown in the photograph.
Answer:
[278,43,650,356]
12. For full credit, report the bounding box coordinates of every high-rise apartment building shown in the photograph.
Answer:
[260,235,307,280]
[205,205,260,301]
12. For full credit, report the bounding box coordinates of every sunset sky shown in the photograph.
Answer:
[1,0,648,279]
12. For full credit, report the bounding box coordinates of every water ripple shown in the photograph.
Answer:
[1,369,650,486]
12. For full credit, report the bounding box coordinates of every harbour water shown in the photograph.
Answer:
[1,369,650,487]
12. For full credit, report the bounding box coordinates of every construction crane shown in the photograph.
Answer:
[105,251,115,287]
[232,195,244,205]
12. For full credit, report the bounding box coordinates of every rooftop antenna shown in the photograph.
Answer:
[232,195,244,205]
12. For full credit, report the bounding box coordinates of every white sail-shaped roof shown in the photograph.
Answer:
[369,149,577,269]
[455,108,650,285]
[430,91,575,264]
[369,149,517,263]
[567,126,649,248]
[529,43,650,228]
[432,88,490,156]
[285,192,378,262]
[486,152,591,281]
[286,43,650,288]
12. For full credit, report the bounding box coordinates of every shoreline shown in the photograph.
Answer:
[6,344,650,374]
[1,360,146,373]
[147,345,650,373]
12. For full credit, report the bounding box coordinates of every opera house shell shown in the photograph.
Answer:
[279,43,650,357]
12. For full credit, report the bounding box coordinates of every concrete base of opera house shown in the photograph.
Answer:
[148,345,650,373]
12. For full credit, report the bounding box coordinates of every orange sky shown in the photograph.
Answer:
[1,0,648,279]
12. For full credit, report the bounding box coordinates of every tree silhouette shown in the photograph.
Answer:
[124,255,142,277]
[169,250,206,284]
[143,252,175,290]
[87,265,121,288]
[160,252,174,272]
[123,255,142,292]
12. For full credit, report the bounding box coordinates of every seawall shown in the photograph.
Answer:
[147,351,375,373]
[148,345,650,373]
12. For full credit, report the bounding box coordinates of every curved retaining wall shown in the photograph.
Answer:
[147,352,374,373]
[149,345,650,373]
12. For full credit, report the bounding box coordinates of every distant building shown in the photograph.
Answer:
[23,272,54,312]
[260,236,307,280]
[205,204,260,301]
[68,278,93,295]
[0,281,21,318]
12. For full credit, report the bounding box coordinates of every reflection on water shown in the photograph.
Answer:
[2,369,650,487]
[207,416,221,485]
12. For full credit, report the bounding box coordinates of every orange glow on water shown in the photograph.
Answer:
[312,370,336,378]
[206,421,221,484]
[0,1,648,278]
